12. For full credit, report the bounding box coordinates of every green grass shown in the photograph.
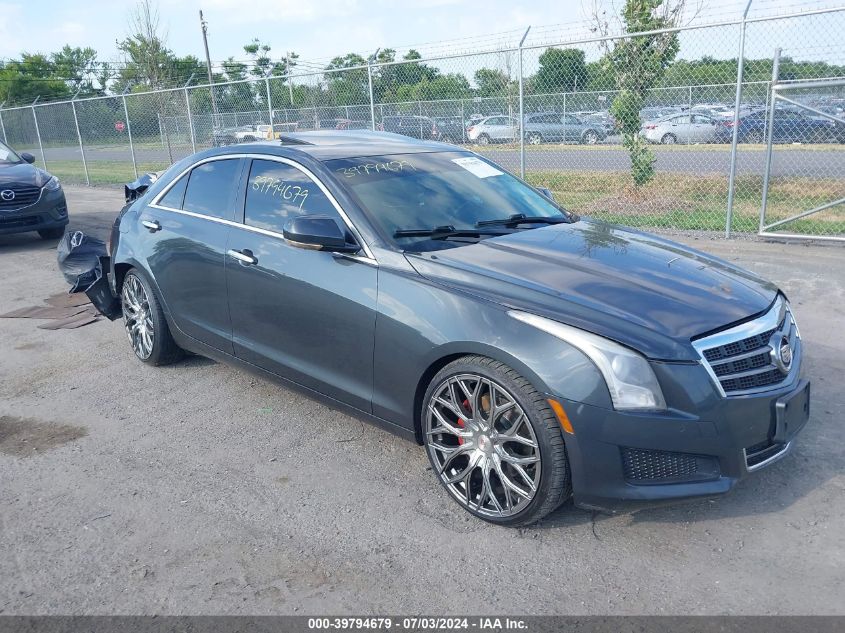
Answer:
[524,170,845,236]
[46,160,169,186]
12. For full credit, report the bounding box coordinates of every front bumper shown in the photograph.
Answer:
[561,365,810,513]
[0,187,68,235]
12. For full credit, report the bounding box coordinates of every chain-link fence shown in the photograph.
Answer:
[2,5,843,239]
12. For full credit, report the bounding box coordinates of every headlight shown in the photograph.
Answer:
[509,311,667,411]
[43,176,61,191]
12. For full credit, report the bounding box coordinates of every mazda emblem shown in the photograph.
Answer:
[0,189,14,201]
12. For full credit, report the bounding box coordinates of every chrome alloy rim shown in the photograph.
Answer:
[425,374,541,518]
[122,275,154,360]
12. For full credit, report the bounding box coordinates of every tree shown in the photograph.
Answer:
[597,0,685,187]
[50,46,103,97]
[474,68,510,97]
[0,54,70,104]
[114,0,173,91]
[532,48,588,94]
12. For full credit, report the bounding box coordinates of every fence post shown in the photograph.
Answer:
[31,100,47,170]
[71,99,90,186]
[367,49,379,132]
[265,77,274,126]
[518,26,531,179]
[725,0,753,238]
[122,94,138,179]
[0,102,7,144]
[759,48,781,234]
[184,88,196,153]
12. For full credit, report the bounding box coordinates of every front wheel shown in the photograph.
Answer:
[121,268,183,366]
[422,356,571,526]
[526,132,543,145]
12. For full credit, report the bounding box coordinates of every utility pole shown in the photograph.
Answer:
[286,53,294,105]
[200,10,220,124]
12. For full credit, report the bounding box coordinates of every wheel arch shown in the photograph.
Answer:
[410,342,565,445]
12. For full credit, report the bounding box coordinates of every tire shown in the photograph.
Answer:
[477,134,491,145]
[745,130,764,144]
[120,268,183,366]
[38,227,65,240]
[660,133,677,145]
[422,355,571,527]
[582,130,600,145]
[242,135,256,142]
[527,132,543,145]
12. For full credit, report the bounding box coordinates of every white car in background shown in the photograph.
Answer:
[467,115,518,144]
[642,113,723,144]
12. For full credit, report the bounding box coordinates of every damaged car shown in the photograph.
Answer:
[76,131,810,526]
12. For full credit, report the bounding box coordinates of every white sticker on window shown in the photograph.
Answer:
[451,157,503,178]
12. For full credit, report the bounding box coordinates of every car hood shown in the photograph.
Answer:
[405,220,778,361]
[0,161,48,187]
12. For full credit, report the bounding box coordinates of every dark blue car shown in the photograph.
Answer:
[90,131,809,526]
[718,110,837,143]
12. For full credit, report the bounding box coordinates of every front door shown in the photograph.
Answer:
[226,158,378,412]
[142,157,243,354]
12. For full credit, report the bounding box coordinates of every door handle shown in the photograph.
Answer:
[227,249,258,265]
[141,219,161,232]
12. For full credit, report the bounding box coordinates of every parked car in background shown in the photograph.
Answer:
[639,106,682,123]
[0,140,68,239]
[642,113,722,144]
[335,119,370,130]
[717,110,837,144]
[433,116,466,144]
[580,110,616,134]
[467,115,518,144]
[381,115,439,140]
[93,130,810,526]
[523,112,606,145]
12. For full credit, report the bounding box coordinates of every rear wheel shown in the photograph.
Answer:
[660,133,677,145]
[121,268,183,366]
[38,227,65,240]
[422,355,571,527]
[745,130,764,144]
[527,132,543,145]
[477,134,491,145]
[582,130,600,145]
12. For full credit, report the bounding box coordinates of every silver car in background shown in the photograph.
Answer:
[467,115,518,144]
[642,113,723,144]
[523,113,606,145]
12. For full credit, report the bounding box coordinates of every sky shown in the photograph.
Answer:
[0,0,841,74]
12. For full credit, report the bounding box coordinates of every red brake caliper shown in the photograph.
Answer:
[457,398,470,445]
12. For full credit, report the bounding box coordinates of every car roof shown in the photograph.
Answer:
[214,130,458,161]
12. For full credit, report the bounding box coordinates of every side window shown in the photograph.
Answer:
[244,159,341,234]
[182,159,241,219]
[158,174,188,209]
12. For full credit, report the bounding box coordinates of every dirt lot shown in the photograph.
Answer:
[1,185,844,615]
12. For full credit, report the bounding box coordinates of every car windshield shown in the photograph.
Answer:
[0,141,23,164]
[327,151,572,252]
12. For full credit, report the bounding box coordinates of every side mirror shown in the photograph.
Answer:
[536,186,555,201]
[20,152,35,164]
[283,215,360,254]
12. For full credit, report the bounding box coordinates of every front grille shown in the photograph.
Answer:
[0,185,41,210]
[621,448,720,484]
[694,297,799,396]
[0,215,40,229]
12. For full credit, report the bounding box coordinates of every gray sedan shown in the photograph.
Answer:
[523,113,605,145]
[642,113,724,144]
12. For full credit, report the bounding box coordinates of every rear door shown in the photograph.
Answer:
[143,157,243,354]
[225,157,378,412]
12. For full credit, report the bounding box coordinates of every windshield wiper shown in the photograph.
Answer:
[476,213,570,228]
[393,225,510,240]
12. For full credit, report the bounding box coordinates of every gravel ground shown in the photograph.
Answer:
[1,185,843,615]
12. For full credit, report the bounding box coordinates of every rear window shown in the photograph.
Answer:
[182,158,241,219]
